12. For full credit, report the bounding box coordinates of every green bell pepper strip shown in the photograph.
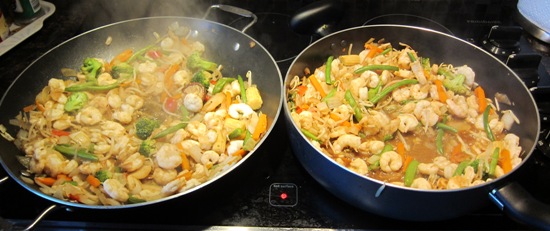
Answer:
[238,75,247,103]
[489,147,500,175]
[354,64,400,74]
[54,144,98,161]
[344,90,363,121]
[381,143,394,154]
[369,79,419,104]
[454,160,470,176]
[436,122,458,133]
[212,77,235,94]
[404,159,419,187]
[300,128,319,141]
[483,105,495,141]
[325,56,334,85]
[152,122,188,139]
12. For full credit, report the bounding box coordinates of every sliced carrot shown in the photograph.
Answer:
[56,174,72,182]
[499,149,513,174]
[86,174,101,187]
[297,85,308,96]
[252,113,268,140]
[181,152,190,171]
[396,142,406,158]
[182,171,193,180]
[449,143,468,163]
[224,92,232,109]
[365,44,383,58]
[434,79,448,103]
[35,101,46,112]
[52,129,71,137]
[164,63,179,91]
[474,86,487,113]
[329,113,342,121]
[36,177,56,186]
[23,104,36,112]
[308,75,326,97]
[110,49,133,66]
[232,149,247,157]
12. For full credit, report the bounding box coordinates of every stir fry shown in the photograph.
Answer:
[287,39,522,190]
[8,22,268,205]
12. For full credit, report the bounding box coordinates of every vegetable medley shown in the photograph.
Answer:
[287,39,523,190]
[8,22,268,205]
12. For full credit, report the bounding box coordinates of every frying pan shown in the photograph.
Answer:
[0,5,282,228]
[283,25,550,230]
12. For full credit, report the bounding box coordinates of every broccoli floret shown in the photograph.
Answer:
[64,92,88,112]
[111,62,134,79]
[186,52,217,72]
[139,139,156,157]
[95,169,112,182]
[135,117,160,140]
[81,58,103,83]
[438,68,469,94]
[191,70,212,88]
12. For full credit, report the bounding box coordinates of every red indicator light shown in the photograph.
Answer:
[280,193,288,200]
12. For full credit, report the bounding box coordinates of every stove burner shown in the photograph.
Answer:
[229,13,312,63]
[363,14,454,35]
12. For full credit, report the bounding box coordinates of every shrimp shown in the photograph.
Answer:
[410,84,430,100]
[349,158,368,175]
[228,103,254,119]
[152,168,177,185]
[397,48,412,69]
[155,143,182,170]
[414,100,439,127]
[107,91,122,109]
[332,134,361,153]
[44,103,64,121]
[102,179,129,202]
[129,164,152,180]
[186,121,207,137]
[296,110,314,130]
[113,104,135,124]
[379,151,403,173]
[120,153,145,172]
[78,162,102,175]
[358,140,385,155]
[101,121,126,138]
[126,95,144,110]
[417,163,439,175]
[97,72,116,86]
[173,70,192,86]
[397,114,419,133]
[180,139,202,163]
[456,65,475,87]
[392,87,411,102]
[446,95,468,119]
[201,150,220,166]
[137,61,157,73]
[183,93,203,113]
[162,177,186,196]
[446,175,471,189]
[410,178,432,189]
[76,106,102,125]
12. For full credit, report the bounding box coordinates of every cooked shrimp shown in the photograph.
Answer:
[180,139,202,163]
[120,153,145,172]
[103,179,129,202]
[379,151,403,173]
[76,107,103,125]
[332,134,361,153]
[397,114,418,133]
[155,143,182,170]
[152,168,178,185]
[349,158,368,175]
[411,178,432,189]
[358,140,385,155]
[417,163,439,175]
[201,150,220,166]
[414,100,439,127]
[228,103,254,119]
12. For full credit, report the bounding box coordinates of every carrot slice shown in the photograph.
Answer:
[35,177,56,186]
[499,149,513,174]
[434,79,448,103]
[474,86,487,113]
[86,174,101,187]
[252,113,268,140]
[308,75,326,97]
[164,64,179,91]
[297,85,308,96]
[232,149,247,157]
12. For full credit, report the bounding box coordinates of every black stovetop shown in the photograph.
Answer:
[1,0,550,230]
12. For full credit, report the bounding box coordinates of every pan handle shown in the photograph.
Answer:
[489,182,550,230]
[203,5,258,33]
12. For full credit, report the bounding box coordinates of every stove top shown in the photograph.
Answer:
[1,0,549,230]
